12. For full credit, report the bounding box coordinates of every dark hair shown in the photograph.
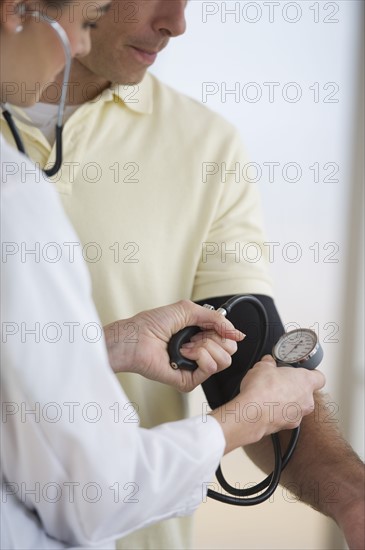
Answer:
[39,0,73,7]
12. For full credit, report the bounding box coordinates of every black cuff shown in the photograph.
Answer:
[195,294,285,409]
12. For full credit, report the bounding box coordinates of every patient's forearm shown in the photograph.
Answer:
[244,391,364,544]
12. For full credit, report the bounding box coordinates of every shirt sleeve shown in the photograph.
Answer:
[191,129,274,302]
[0,161,225,548]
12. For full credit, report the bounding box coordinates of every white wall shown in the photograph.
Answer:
[151,1,364,548]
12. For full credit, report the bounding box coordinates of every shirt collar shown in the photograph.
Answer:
[110,72,154,115]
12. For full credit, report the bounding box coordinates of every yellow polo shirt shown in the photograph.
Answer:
[1,72,273,550]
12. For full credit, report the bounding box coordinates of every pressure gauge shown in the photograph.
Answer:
[272,328,323,370]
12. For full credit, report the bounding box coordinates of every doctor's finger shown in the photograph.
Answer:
[186,330,239,356]
[180,339,233,375]
[184,302,245,341]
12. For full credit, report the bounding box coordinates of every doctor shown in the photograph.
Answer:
[1,1,326,549]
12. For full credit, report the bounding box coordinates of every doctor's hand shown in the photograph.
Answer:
[210,355,326,453]
[104,300,245,392]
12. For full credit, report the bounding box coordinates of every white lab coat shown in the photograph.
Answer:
[0,137,225,549]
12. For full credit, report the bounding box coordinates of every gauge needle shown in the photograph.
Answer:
[282,340,303,360]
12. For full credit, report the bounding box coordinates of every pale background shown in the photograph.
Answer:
[151,1,364,549]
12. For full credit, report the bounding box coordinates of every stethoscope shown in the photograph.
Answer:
[1,8,72,177]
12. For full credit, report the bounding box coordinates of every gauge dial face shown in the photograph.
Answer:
[274,329,318,363]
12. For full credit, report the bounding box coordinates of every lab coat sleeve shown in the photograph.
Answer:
[0,172,225,547]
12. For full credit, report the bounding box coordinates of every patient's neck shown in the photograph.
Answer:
[41,59,111,106]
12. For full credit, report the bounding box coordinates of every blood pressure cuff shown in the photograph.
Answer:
[196,295,285,410]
